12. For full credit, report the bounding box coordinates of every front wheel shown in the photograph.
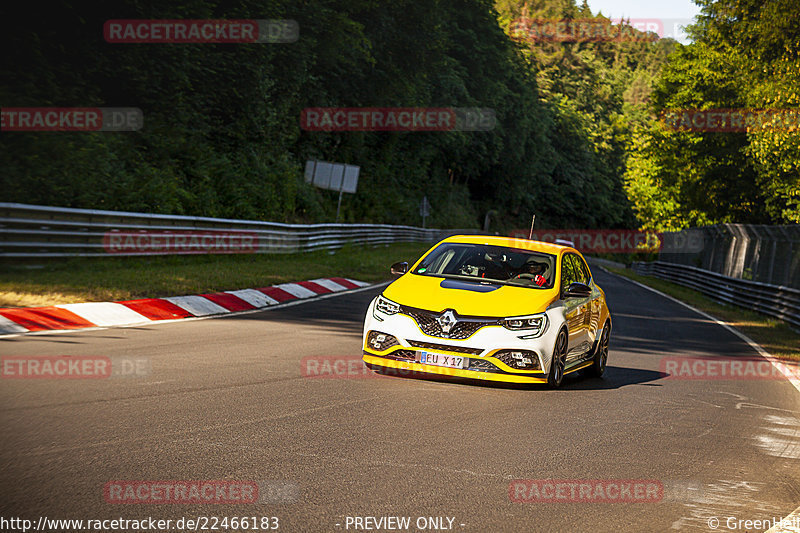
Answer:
[586,322,610,378]
[547,329,568,388]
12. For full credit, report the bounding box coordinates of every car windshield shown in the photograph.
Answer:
[412,243,556,289]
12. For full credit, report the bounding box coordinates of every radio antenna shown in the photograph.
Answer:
[528,215,536,239]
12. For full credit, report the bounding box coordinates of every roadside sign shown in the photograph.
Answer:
[305,160,361,221]
[420,196,430,228]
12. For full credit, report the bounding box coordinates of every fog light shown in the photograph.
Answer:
[367,330,399,351]
[494,350,541,370]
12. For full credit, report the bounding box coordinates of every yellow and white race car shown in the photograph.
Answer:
[362,235,611,387]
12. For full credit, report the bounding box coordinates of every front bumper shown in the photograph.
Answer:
[362,353,548,384]
[362,298,561,384]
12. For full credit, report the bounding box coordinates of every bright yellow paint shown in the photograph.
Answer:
[383,274,558,316]
[361,353,548,384]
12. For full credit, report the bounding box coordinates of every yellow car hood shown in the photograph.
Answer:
[383,274,558,317]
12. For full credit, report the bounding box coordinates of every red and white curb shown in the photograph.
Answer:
[0,277,369,335]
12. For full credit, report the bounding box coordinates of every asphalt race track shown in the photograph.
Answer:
[1,268,799,532]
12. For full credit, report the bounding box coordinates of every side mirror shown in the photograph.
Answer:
[564,282,592,298]
[390,261,409,276]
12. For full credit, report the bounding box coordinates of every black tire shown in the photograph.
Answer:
[587,321,610,377]
[547,329,568,388]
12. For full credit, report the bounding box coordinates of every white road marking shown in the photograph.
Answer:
[754,414,800,459]
[670,480,781,531]
[601,267,800,394]
[766,505,800,532]
[601,266,800,531]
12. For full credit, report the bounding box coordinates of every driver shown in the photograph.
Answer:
[515,261,548,287]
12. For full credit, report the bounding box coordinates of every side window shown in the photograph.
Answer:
[560,254,577,292]
[574,254,592,285]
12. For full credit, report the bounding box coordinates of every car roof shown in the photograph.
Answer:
[439,234,577,255]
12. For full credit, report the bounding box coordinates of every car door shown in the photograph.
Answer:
[560,253,591,359]
[574,253,603,346]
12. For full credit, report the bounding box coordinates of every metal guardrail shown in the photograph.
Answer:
[0,203,473,258]
[632,261,800,329]
[658,224,800,289]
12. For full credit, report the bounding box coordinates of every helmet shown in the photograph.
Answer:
[525,260,547,274]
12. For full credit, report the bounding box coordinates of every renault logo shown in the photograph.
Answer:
[437,310,457,334]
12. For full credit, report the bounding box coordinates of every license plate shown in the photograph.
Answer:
[416,351,465,369]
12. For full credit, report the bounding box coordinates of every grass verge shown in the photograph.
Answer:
[604,266,800,361]
[0,242,433,308]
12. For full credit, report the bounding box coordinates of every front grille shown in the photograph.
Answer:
[468,358,502,373]
[407,340,483,355]
[383,349,416,362]
[403,308,496,339]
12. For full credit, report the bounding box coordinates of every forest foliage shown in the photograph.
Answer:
[1,0,795,231]
[623,0,800,229]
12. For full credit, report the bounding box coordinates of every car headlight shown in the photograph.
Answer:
[374,295,401,317]
[500,313,548,336]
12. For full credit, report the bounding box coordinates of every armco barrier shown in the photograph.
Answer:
[631,261,800,329]
[0,203,476,258]
[658,224,800,289]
